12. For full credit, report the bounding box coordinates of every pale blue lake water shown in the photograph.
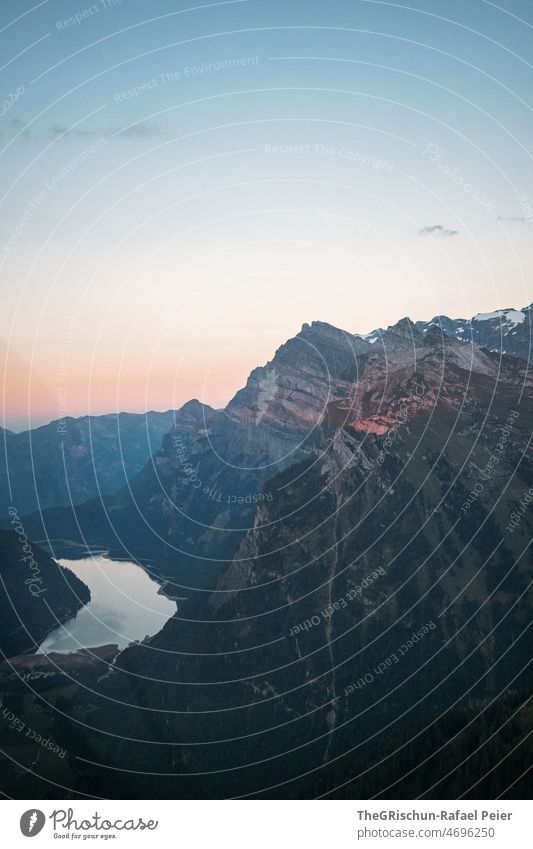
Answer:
[39,555,176,653]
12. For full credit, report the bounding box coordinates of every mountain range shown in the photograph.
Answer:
[2,302,529,525]
[16,305,533,578]
[361,304,532,360]
[397,303,531,362]
[0,410,177,519]
[1,302,532,798]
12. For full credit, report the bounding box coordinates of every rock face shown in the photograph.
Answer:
[10,312,532,799]
[338,321,532,435]
[0,410,178,518]
[227,321,370,431]
[0,529,90,657]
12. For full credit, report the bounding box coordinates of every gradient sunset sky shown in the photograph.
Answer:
[1,0,532,430]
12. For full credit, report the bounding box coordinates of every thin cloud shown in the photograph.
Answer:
[418,224,459,237]
[116,121,162,139]
[41,122,164,141]
[496,215,526,224]
[11,117,31,139]
[47,124,98,139]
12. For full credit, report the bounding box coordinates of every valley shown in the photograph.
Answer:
[1,306,531,798]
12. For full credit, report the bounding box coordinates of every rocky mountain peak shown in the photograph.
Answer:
[174,398,213,420]
[387,316,422,338]
[298,319,365,345]
[226,321,369,431]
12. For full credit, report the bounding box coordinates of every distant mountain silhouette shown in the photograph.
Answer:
[0,410,177,518]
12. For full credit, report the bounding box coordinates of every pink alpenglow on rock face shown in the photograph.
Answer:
[227,321,371,432]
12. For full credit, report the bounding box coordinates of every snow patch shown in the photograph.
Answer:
[360,331,381,344]
[474,310,504,322]
[473,308,525,327]
[503,309,525,326]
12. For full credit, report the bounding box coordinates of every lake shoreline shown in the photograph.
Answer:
[38,553,177,655]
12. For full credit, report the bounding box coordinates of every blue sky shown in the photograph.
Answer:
[1,0,533,428]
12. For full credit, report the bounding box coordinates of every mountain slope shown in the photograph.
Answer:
[0,529,90,657]
[0,409,178,518]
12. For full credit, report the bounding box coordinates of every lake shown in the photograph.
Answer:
[38,555,176,653]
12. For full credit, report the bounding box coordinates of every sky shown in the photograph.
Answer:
[1,0,533,430]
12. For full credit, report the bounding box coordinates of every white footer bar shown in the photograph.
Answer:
[3,799,529,847]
